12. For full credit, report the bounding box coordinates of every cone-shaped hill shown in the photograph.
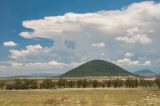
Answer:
[61,59,133,77]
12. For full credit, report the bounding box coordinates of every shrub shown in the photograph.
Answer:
[155,78,160,88]
[40,79,55,89]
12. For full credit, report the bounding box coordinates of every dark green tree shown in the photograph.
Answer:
[155,78,160,88]
[81,79,88,88]
[92,80,99,88]
[14,79,24,89]
[0,81,5,89]
[111,79,123,88]
[40,79,55,89]
[57,78,66,88]
[140,79,148,88]
[76,80,82,88]
[23,79,38,89]
[125,78,139,88]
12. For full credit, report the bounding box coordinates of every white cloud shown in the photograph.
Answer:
[48,61,66,66]
[115,58,151,66]
[9,44,43,59]
[0,66,6,71]
[115,52,151,66]
[101,53,105,56]
[116,34,152,44]
[0,60,84,76]
[91,42,105,48]
[125,52,133,57]
[3,41,17,47]
[19,1,160,42]
[143,60,151,65]
[17,1,160,67]
[116,58,140,66]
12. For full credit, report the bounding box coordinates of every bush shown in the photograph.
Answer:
[76,80,83,88]
[92,80,99,88]
[0,81,5,89]
[5,82,16,90]
[125,78,139,88]
[66,80,75,88]
[40,79,55,89]
[23,79,38,89]
[14,79,24,89]
[57,78,66,88]
[111,79,123,88]
[155,78,160,88]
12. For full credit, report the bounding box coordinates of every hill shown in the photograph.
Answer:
[29,73,60,77]
[61,59,133,77]
[133,69,156,76]
[0,73,60,79]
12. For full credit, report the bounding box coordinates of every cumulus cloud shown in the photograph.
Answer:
[125,52,134,57]
[0,66,6,71]
[18,1,160,65]
[116,34,152,44]
[20,1,160,42]
[116,27,152,44]
[0,60,84,76]
[116,58,140,66]
[9,44,43,59]
[143,61,151,65]
[3,41,17,47]
[115,52,151,66]
[91,42,105,48]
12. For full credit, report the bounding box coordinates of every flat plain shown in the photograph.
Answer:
[0,88,160,106]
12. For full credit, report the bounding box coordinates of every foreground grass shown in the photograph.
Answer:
[0,88,160,106]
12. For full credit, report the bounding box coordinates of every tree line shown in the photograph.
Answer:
[0,78,160,90]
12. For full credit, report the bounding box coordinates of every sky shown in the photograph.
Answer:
[0,0,160,77]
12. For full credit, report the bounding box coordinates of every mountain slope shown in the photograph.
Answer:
[29,73,60,77]
[133,69,156,76]
[61,59,133,77]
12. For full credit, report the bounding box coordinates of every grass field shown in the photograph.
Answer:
[0,88,160,106]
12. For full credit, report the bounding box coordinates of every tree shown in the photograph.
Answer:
[100,80,106,88]
[111,79,123,88]
[147,80,154,87]
[155,78,160,88]
[14,79,23,89]
[76,80,82,88]
[125,78,139,88]
[23,79,31,89]
[106,80,112,88]
[41,79,55,89]
[81,79,88,88]
[57,78,66,88]
[29,80,38,89]
[92,80,99,88]
[5,82,15,90]
[140,79,148,88]
[67,80,75,88]
[0,81,5,89]
[117,79,123,87]
[23,79,38,89]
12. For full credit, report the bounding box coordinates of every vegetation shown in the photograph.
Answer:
[0,78,160,90]
[61,59,133,77]
[0,89,160,106]
[40,79,55,89]
[155,78,160,88]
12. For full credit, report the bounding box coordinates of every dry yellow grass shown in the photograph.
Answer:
[0,88,160,106]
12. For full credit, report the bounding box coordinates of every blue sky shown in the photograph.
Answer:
[0,0,160,77]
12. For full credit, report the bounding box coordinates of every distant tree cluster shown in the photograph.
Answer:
[0,78,160,90]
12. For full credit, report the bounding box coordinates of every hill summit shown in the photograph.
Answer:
[133,69,156,76]
[61,59,133,77]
